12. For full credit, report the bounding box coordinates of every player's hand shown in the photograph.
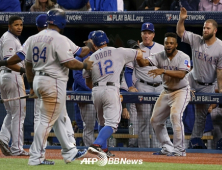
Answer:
[84,39,95,52]
[128,86,138,92]
[83,57,94,70]
[180,7,188,20]
[208,104,217,113]
[148,69,164,78]
[122,108,130,119]
[29,88,38,99]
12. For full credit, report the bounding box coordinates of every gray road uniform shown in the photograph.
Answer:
[126,42,164,148]
[25,29,80,165]
[83,47,138,131]
[0,31,26,155]
[182,30,222,139]
[18,36,76,150]
[149,50,190,156]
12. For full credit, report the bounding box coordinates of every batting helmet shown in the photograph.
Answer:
[91,30,109,47]
[47,9,67,29]
[36,14,48,28]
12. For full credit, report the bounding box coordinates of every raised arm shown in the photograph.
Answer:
[136,49,150,67]
[176,7,188,38]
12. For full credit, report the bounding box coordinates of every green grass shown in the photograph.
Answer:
[0,158,222,170]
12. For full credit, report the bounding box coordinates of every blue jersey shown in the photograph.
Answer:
[72,52,92,91]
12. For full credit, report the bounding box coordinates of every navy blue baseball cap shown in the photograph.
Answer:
[36,14,48,28]
[88,31,96,39]
[141,22,155,32]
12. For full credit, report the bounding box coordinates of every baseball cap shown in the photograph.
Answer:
[88,31,96,39]
[141,22,155,32]
[36,14,48,28]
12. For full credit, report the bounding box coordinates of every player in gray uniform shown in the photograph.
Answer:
[125,23,164,148]
[0,16,29,156]
[24,9,92,165]
[137,32,191,156]
[177,7,222,145]
[84,30,144,157]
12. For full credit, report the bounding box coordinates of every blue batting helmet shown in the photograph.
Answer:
[36,14,48,28]
[47,9,67,29]
[91,30,109,47]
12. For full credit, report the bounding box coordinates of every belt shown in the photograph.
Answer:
[197,81,213,86]
[140,79,162,87]
[36,71,50,76]
[2,70,12,73]
[93,82,115,87]
[164,87,181,92]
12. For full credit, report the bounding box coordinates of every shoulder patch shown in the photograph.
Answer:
[184,60,190,68]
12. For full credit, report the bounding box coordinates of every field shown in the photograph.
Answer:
[0,149,222,170]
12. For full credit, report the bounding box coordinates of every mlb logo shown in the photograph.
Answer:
[184,60,190,68]
[166,14,172,21]
[138,96,143,102]
[107,15,113,21]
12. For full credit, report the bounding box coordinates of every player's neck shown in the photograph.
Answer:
[47,25,60,33]
[167,49,178,60]
[204,36,217,46]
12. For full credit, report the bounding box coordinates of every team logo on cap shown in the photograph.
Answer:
[146,24,150,28]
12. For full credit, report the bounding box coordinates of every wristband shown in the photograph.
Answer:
[28,82,33,89]
[122,103,127,109]
[83,62,87,69]
[0,60,8,66]
[20,67,26,74]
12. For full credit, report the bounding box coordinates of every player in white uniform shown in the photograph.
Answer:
[137,32,191,156]
[0,14,79,156]
[177,7,222,146]
[84,30,145,157]
[0,16,29,156]
[24,9,93,165]
[125,23,164,148]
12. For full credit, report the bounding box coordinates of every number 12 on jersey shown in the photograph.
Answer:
[98,60,114,76]
[33,46,47,62]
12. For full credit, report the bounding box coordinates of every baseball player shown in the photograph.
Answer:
[0,14,78,156]
[177,7,222,146]
[24,9,93,165]
[0,15,29,156]
[72,31,97,147]
[137,32,191,156]
[125,22,164,148]
[83,30,145,157]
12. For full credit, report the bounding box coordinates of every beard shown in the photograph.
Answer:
[165,47,176,56]
[203,32,214,40]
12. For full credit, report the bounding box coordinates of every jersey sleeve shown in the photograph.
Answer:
[181,30,201,46]
[17,37,31,61]
[2,39,17,60]
[178,54,191,72]
[67,38,81,56]
[56,37,75,64]
[147,54,158,67]
[82,69,92,79]
[119,48,137,64]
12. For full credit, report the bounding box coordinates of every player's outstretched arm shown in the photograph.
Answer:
[63,57,93,70]
[78,40,94,58]
[136,49,150,67]
[176,7,188,38]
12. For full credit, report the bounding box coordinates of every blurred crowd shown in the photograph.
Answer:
[0,0,222,12]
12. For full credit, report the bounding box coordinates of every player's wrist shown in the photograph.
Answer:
[20,67,26,75]
[0,60,8,66]
[83,62,88,69]
[163,69,166,74]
